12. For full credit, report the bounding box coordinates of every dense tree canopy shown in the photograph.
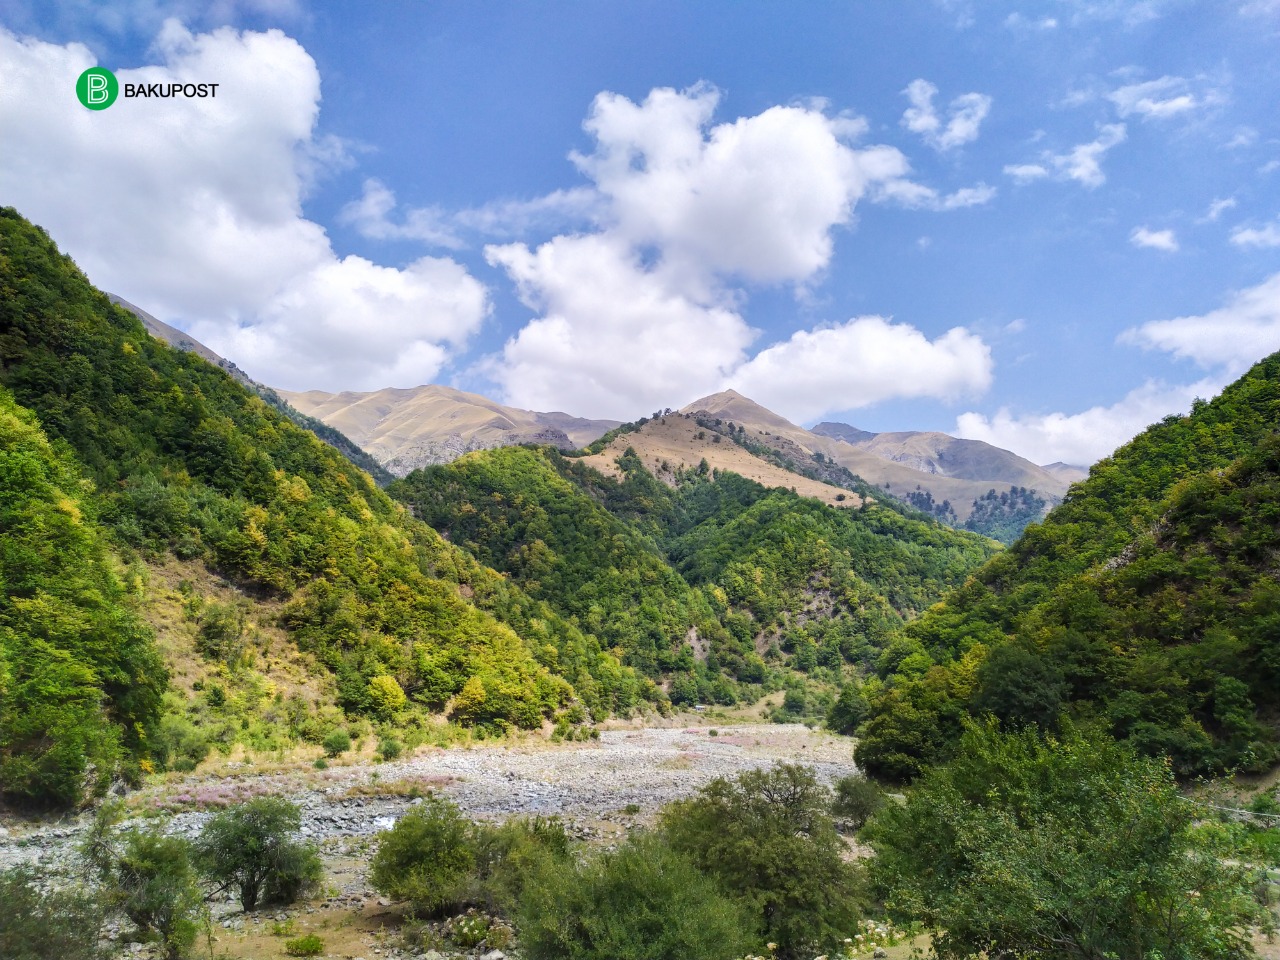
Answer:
[857,354,1280,779]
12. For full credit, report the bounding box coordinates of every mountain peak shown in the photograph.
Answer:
[679,389,799,430]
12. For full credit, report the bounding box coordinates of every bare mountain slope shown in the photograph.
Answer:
[812,421,1069,490]
[579,410,867,509]
[280,385,619,476]
[680,391,1072,521]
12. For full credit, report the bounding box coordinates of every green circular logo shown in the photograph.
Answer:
[76,67,118,110]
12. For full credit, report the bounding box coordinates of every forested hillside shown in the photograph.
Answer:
[856,353,1280,780]
[0,389,166,805]
[0,209,650,803]
[393,444,999,707]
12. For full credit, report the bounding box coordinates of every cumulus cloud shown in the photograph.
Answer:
[0,23,489,390]
[901,79,992,151]
[572,84,879,286]
[1231,221,1280,248]
[730,317,993,423]
[956,378,1220,466]
[1130,226,1178,251]
[1004,124,1127,188]
[1121,272,1280,373]
[482,85,995,417]
[483,234,754,418]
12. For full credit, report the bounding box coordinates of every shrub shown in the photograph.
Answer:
[313,758,328,770]
[83,805,205,960]
[0,865,104,960]
[516,833,754,960]
[196,602,246,663]
[194,797,323,911]
[283,934,325,956]
[866,720,1276,959]
[660,764,864,959]
[151,712,210,773]
[370,795,477,916]
[322,728,351,758]
[831,773,884,831]
[377,737,404,762]
[472,816,573,912]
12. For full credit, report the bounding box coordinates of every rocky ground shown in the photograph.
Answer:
[0,723,874,960]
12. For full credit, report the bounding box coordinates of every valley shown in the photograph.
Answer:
[1,205,1277,960]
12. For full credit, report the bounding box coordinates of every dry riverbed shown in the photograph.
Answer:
[0,723,879,960]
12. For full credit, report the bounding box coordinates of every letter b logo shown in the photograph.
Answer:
[76,67,118,110]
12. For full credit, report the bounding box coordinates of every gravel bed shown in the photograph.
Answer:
[0,723,857,880]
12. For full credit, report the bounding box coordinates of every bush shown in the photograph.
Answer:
[322,729,351,758]
[196,602,246,663]
[516,833,754,960]
[377,737,404,762]
[0,865,104,960]
[831,773,884,831]
[283,934,325,956]
[194,797,323,911]
[370,796,478,916]
[660,764,864,959]
[472,816,573,912]
[151,712,210,773]
[866,720,1276,959]
[83,805,205,960]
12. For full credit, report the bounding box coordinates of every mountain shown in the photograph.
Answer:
[1040,461,1090,484]
[280,384,619,476]
[577,408,870,510]
[0,208,648,805]
[853,352,1280,781]
[679,391,1070,540]
[391,442,999,707]
[812,421,1068,490]
[109,294,394,485]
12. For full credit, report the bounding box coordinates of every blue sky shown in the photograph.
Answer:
[2,1,1279,464]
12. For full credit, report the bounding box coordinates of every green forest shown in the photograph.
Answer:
[392,444,997,708]
[0,208,654,805]
[855,352,1280,780]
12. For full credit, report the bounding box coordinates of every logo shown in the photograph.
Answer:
[76,67,119,110]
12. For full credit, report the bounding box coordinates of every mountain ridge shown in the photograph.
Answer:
[281,384,620,476]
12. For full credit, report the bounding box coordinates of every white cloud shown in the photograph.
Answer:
[956,378,1220,465]
[730,317,993,423]
[339,178,464,248]
[1121,272,1280,373]
[1130,226,1178,251]
[482,85,997,416]
[1005,124,1127,188]
[483,234,754,419]
[1261,160,1280,175]
[901,79,992,151]
[1201,197,1237,222]
[1225,127,1258,149]
[1004,13,1059,30]
[1107,76,1206,120]
[1004,318,1027,334]
[1003,163,1050,183]
[0,23,489,391]
[571,84,892,287]
[1061,1,1176,27]
[1231,222,1280,248]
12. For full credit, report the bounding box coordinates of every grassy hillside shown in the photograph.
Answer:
[0,208,648,805]
[394,443,999,708]
[856,352,1280,780]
